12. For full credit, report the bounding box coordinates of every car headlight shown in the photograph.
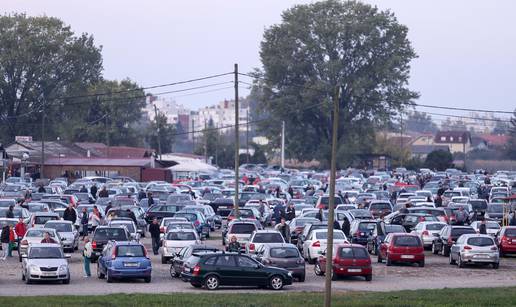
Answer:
[287,272,293,277]
[29,264,40,272]
[59,265,68,272]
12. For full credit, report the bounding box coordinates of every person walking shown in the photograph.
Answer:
[83,237,93,278]
[63,203,77,224]
[14,217,27,258]
[147,192,155,207]
[127,209,137,225]
[149,218,161,255]
[275,218,291,243]
[80,208,89,239]
[316,208,324,222]
[273,202,284,225]
[98,186,109,198]
[227,236,240,253]
[90,183,98,199]
[286,203,296,221]
[89,206,101,232]
[1,225,9,260]
[455,207,468,226]
[6,205,14,218]
[7,225,15,257]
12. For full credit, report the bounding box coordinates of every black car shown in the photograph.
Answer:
[209,198,234,220]
[90,226,130,262]
[387,213,437,232]
[366,222,406,255]
[431,225,476,256]
[170,245,221,278]
[181,252,293,290]
[144,204,189,223]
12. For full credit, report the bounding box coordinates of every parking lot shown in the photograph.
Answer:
[1,227,516,297]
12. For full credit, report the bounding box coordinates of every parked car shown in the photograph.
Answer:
[160,229,200,264]
[288,217,319,245]
[21,243,70,284]
[245,230,285,254]
[19,228,61,261]
[222,220,258,249]
[296,222,328,253]
[302,229,348,264]
[378,233,425,267]
[44,220,79,252]
[367,223,406,255]
[174,211,210,238]
[254,243,305,282]
[144,204,188,224]
[411,222,447,249]
[314,244,372,281]
[90,226,130,262]
[108,219,140,241]
[368,201,393,219]
[170,244,220,278]
[97,241,152,283]
[181,253,293,290]
[470,221,501,237]
[432,225,476,256]
[183,205,222,230]
[349,219,377,245]
[449,234,499,269]
[496,226,516,256]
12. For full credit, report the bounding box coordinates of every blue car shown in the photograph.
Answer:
[174,210,211,238]
[97,241,152,283]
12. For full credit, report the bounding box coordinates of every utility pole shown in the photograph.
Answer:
[154,104,162,160]
[246,109,250,163]
[204,119,208,163]
[234,63,240,219]
[400,112,404,168]
[215,124,219,167]
[191,118,195,154]
[324,86,341,307]
[281,121,285,169]
[105,113,110,157]
[40,103,46,179]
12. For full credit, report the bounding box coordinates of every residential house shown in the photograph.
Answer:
[434,131,472,153]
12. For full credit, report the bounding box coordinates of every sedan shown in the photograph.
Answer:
[449,234,499,269]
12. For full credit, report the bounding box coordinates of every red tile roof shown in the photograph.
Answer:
[44,158,154,167]
[478,134,509,147]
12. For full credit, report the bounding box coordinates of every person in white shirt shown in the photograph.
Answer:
[83,237,93,277]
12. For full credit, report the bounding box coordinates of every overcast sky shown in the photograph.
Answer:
[3,0,515,120]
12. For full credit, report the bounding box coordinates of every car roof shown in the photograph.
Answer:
[335,243,367,249]
[459,234,494,239]
[112,241,144,246]
[32,212,59,217]
[253,229,281,233]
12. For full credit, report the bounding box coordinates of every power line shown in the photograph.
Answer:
[423,112,512,123]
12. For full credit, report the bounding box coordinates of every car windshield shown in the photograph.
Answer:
[358,223,376,231]
[231,209,253,218]
[467,237,494,247]
[316,231,345,240]
[112,223,135,233]
[426,223,445,231]
[385,225,405,233]
[505,229,516,237]
[28,247,63,259]
[339,247,369,259]
[230,224,256,234]
[46,223,72,232]
[0,208,25,217]
[94,228,128,241]
[28,205,47,212]
[370,203,391,210]
[350,209,372,218]
[485,222,501,229]
[175,213,197,221]
[487,205,503,213]
[320,197,343,205]
[116,245,145,257]
[253,233,284,243]
[270,247,299,258]
[167,224,193,231]
[167,195,191,203]
[394,236,421,247]
[34,216,57,224]
[26,230,56,237]
[166,232,196,241]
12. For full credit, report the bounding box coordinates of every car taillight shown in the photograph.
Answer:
[21,240,28,245]
[312,241,320,247]
[160,226,164,233]
[422,231,429,236]
[249,243,255,251]
[463,245,472,250]
[111,247,117,260]
[92,241,97,249]
[353,232,360,237]
[192,264,201,276]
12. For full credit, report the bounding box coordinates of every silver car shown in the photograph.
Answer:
[44,220,79,252]
[21,243,71,284]
[449,234,499,269]
[19,228,62,261]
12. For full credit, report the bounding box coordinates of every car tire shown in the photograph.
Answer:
[457,256,464,268]
[449,253,456,265]
[314,262,324,276]
[63,277,70,284]
[204,275,220,290]
[144,276,151,283]
[161,256,167,264]
[298,275,305,282]
[432,243,438,255]
[170,265,177,278]
[492,262,499,269]
[331,271,338,281]
[365,274,372,281]
[106,270,114,283]
[21,272,25,281]
[25,276,31,284]
[97,264,105,279]
[269,275,284,290]
[386,256,392,266]
[74,244,79,251]
[499,250,505,258]
[418,260,425,268]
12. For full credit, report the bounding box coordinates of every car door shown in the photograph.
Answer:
[437,227,448,251]
[379,234,390,259]
[450,236,463,261]
[214,255,239,285]
[235,255,265,286]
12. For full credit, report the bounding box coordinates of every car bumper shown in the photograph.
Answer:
[108,267,152,278]
[421,236,435,246]
[28,271,68,281]
[388,253,425,262]
[333,265,372,276]
[161,247,181,257]
[283,266,305,277]
[461,252,499,263]
[500,243,516,253]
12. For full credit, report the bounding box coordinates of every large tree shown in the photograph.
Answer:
[0,14,103,142]
[506,110,516,160]
[256,0,418,167]
[406,111,438,133]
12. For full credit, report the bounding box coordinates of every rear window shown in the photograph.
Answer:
[467,237,494,247]
[253,233,284,243]
[320,197,343,205]
[46,223,72,232]
[116,245,145,257]
[426,224,445,231]
[394,236,421,247]
[34,216,58,225]
[339,247,369,259]
[451,228,476,237]
[315,232,345,240]
[26,230,56,237]
[385,225,405,233]
[230,224,256,234]
[358,223,376,232]
[166,232,196,241]
[487,205,503,213]
[370,203,391,210]
[270,247,299,258]
[231,209,254,218]
[505,229,516,237]
[176,213,197,221]
[94,228,128,241]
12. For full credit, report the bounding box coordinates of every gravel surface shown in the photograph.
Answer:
[1,228,515,296]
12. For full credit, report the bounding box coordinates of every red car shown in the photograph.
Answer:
[314,244,372,281]
[378,233,425,267]
[497,226,516,256]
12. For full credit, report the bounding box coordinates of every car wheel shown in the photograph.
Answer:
[449,253,456,265]
[204,275,219,290]
[298,275,305,282]
[106,270,114,283]
[432,243,438,255]
[418,260,425,268]
[144,276,151,283]
[499,250,505,258]
[21,272,25,281]
[457,256,464,268]
[269,275,284,290]
[74,244,79,251]
[492,262,499,269]
[63,277,70,284]
[377,254,382,263]
[314,262,324,276]
[442,246,450,257]
[386,256,392,266]
[97,263,105,279]
[365,274,372,281]
[161,256,167,264]
[170,265,177,278]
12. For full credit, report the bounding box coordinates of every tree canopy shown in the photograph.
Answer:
[257,0,418,167]
[425,150,453,171]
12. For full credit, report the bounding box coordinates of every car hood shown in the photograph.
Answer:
[58,232,75,240]
[27,258,67,266]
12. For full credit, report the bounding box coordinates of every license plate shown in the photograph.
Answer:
[124,262,139,267]
[475,254,489,258]
[42,272,55,276]
[401,255,415,259]
[348,268,362,273]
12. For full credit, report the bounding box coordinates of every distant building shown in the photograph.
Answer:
[434,131,472,153]
[478,134,509,149]
[191,99,250,134]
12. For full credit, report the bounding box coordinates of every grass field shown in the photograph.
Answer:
[2,287,515,306]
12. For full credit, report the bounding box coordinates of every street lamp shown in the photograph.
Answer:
[21,152,29,179]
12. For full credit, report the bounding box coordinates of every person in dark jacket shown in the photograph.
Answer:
[98,186,109,198]
[315,208,324,222]
[6,205,14,218]
[127,209,137,225]
[63,204,77,224]
[80,185,88,193]
[90,184,98,199]
[148,218,161,255]
[147,192,155,207]
[227,235,240,253]
[275,218,291,243]
[80,208,89,239]
[37,185,46,193]
[286,203,296,221]
[478,219,487,235]
[342,218,351,237]
[138,189,146,201]
[273,203,285,225]
[1,225,10,260]
[333,220,341,230]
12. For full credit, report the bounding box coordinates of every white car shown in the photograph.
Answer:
[302,229,348,263]
[470,221,501,237]
[19,228,61,260]
[451,196,470,204]
[44,220,79,252]
[160,229,200,264]
[21,243,71,284]
[159,217,189,239]
[245,230,285,254]
[29,213,60,228]
[411,222,447,248]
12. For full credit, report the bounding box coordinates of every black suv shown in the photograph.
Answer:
[91,226,130,262]
[181,252,293,290]
[432,225,476,256]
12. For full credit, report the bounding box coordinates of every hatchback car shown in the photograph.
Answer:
[21,243,70,284]
[97,241,152,283]
[432,225,476,256]
[449,234,499,269]
[160,230,200,264]
[349,220,377,245]
[174,211,210,238]
[181,253,293,290]
[29,212,60,228]
[245,230,285,254]
[90,226,130,262]
[411,221,447,249]
[367,223,406,255]
[254,243,305,282]
[44,220,79,252]
[378,233,425,267]
[170,244,220,278]
[315,244,372,281]
[302,229,348,264]
[496,226,516,256]
[222,221,258,249]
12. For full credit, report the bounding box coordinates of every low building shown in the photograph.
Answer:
[434,131,472,153]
